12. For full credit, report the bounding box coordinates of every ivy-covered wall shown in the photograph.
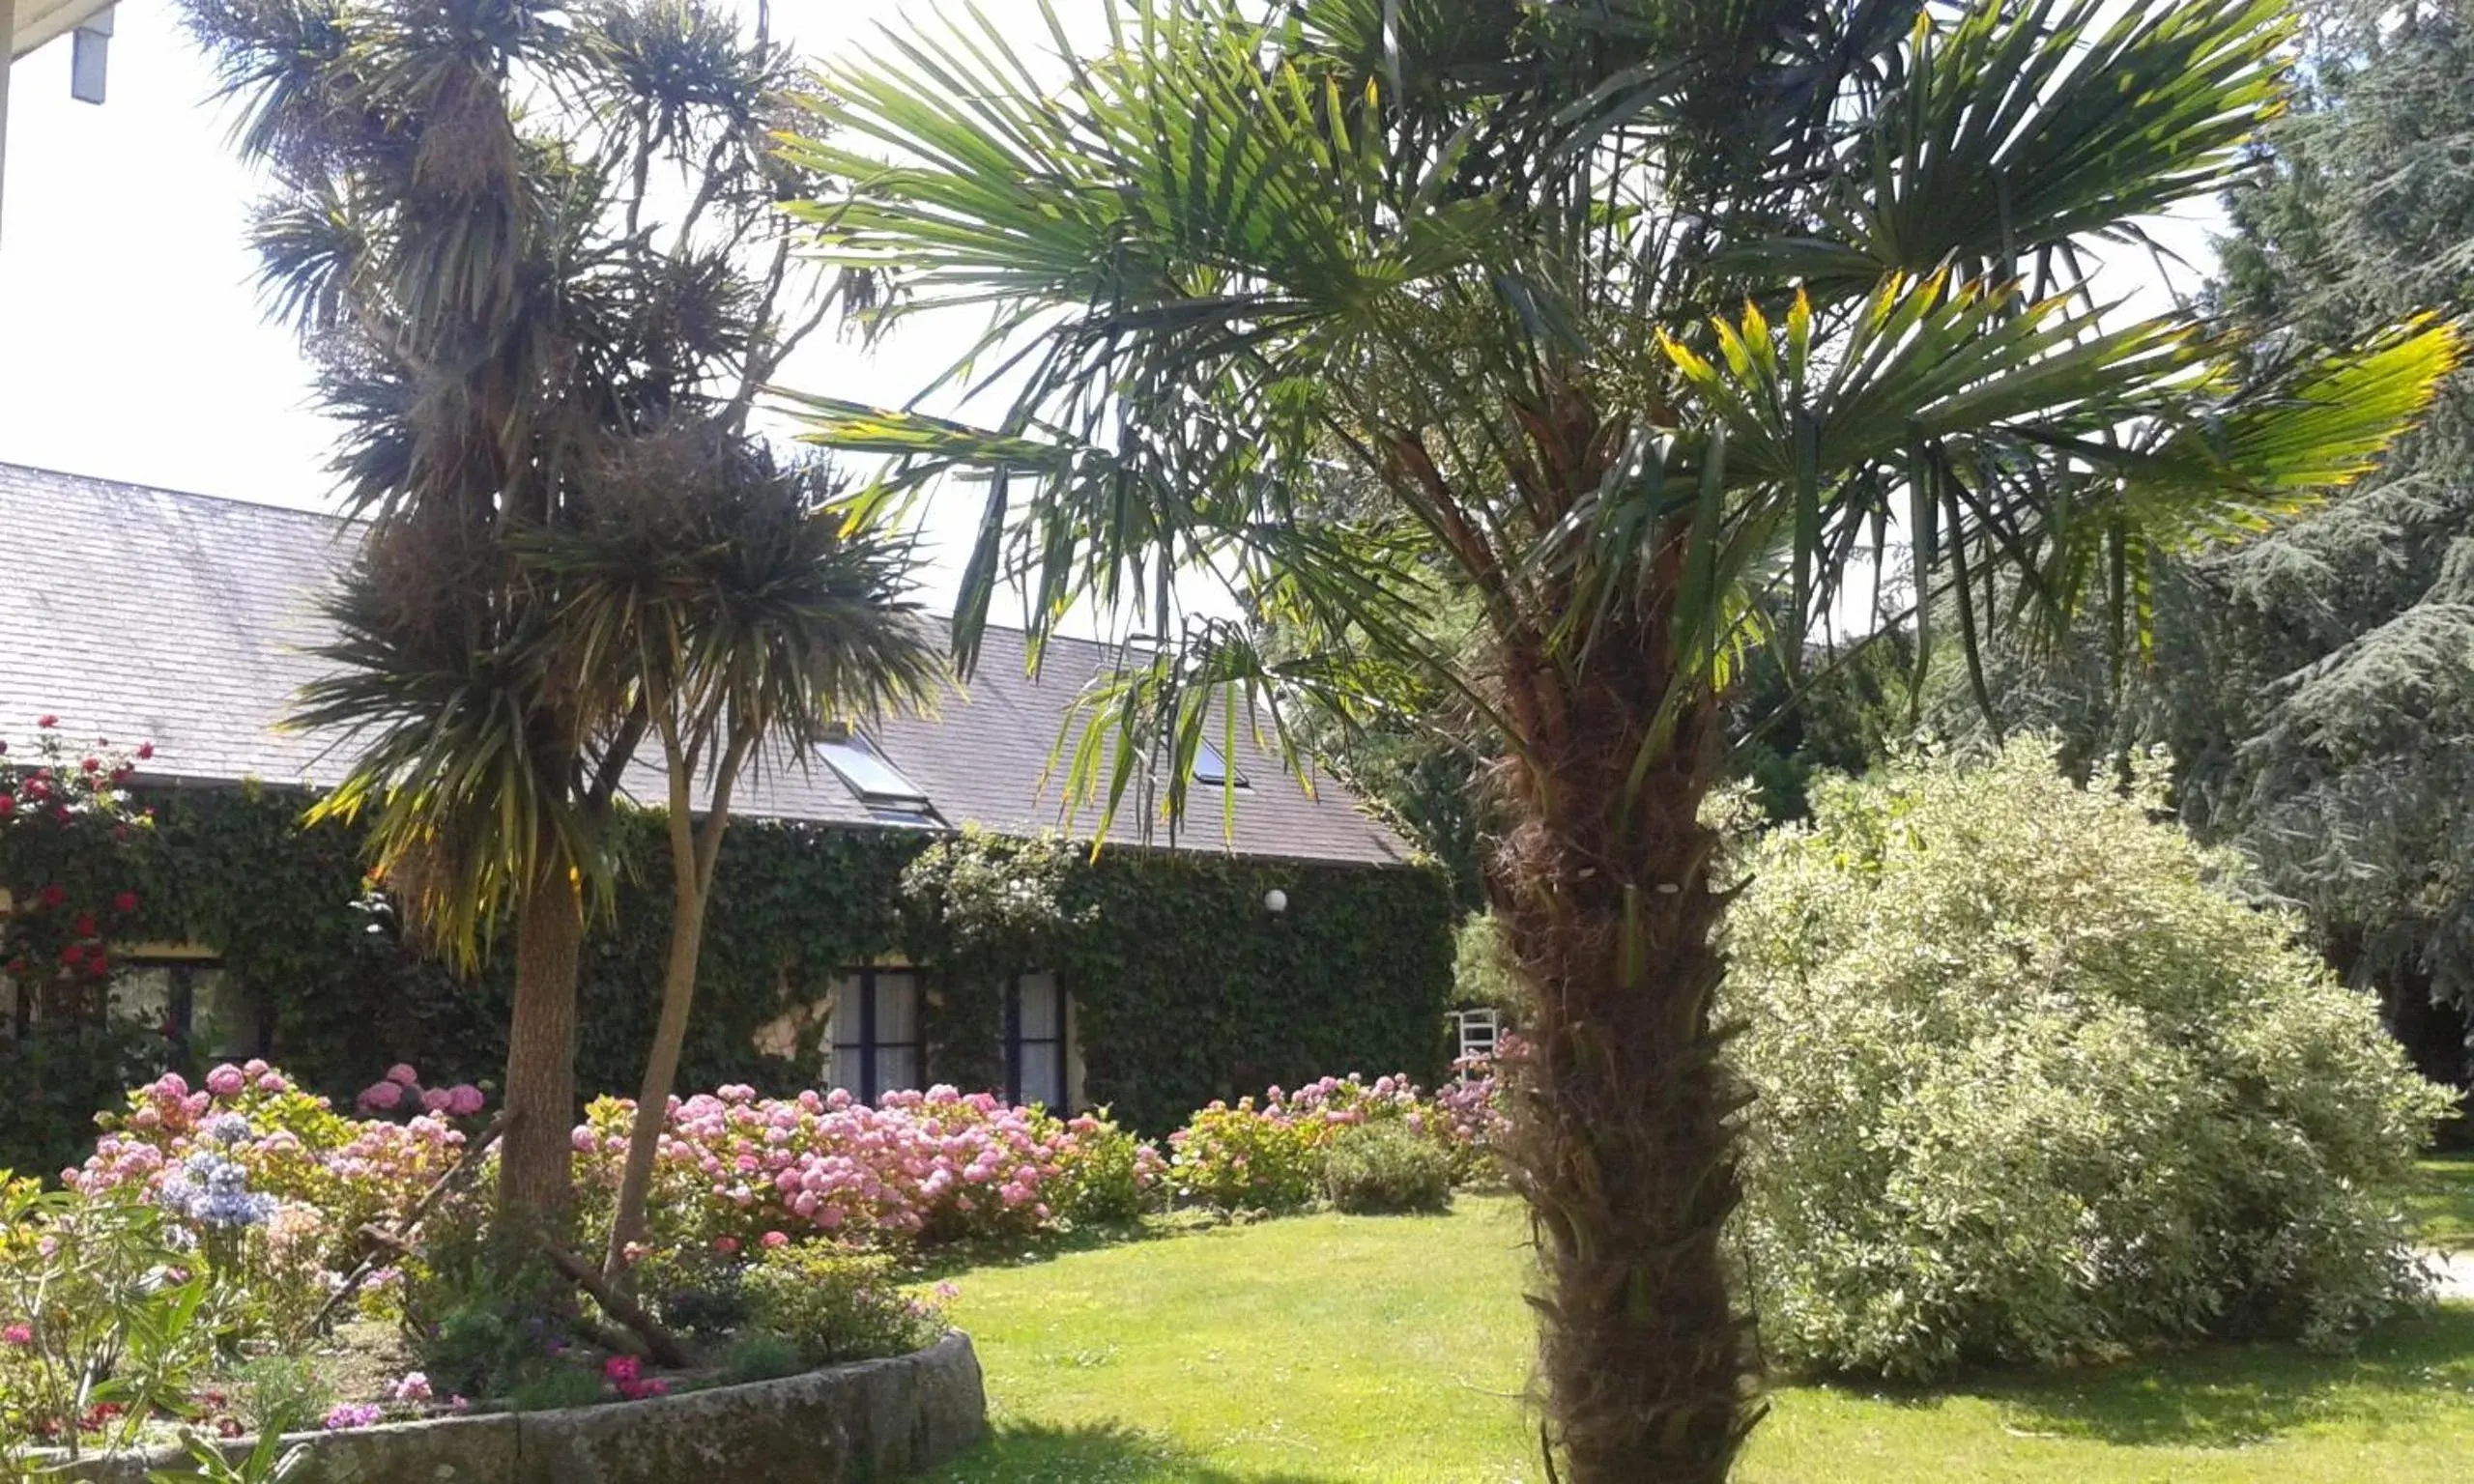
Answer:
[1058,853,1456,1130]
[78,785,1452,1137]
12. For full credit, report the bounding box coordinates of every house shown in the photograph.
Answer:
[0,463,1452,1122]
[3,0,119,243]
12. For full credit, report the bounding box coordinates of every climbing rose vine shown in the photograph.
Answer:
[0,718,152,1015]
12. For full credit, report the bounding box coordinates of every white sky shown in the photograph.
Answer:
[0,0,2226,623]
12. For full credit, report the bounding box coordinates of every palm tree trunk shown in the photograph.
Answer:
[1490,646,1755,1484]
[500,865,585,1233]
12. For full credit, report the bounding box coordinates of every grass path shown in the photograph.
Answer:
[921,1195,2474,1483]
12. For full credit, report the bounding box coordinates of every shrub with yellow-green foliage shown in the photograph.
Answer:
[1728,740,2454,1380]
[738,1243,944,1367]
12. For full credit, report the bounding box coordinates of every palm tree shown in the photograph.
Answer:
[777,1,2457,1477]
[522,446,940,1277]
[187,0,854,1233]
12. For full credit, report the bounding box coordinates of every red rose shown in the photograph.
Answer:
[60,943,82,965]
[0,795,14,816]
[73,913,96,937]
[135,742,154,760]
[79,757,99,774]
[114,892,138,914]
[38,883,65,908]
[35,715,56,729]
[88,955,107,977]
[111,765,132,783]
[23,780,47,801]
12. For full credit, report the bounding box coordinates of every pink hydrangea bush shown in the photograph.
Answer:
[572,1084,1162,1251]
[65,1062,490,1327]
[1050,1111,1170,1225]
[1166,1097,1327,1212]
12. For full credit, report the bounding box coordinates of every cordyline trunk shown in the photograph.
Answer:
[604,724,749,1276]
[501,862,586,1233]
[1488,605,1754,1481]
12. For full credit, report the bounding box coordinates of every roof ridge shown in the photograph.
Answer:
[0,462,1229,653]
[0,459,353,527]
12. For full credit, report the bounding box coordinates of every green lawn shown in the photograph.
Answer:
[2409,1156,2474,1251]
[921,1195,2474,1483]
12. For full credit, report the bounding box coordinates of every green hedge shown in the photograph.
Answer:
[17,786,1449,1149]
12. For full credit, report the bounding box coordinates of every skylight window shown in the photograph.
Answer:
[1193,738,1249,788]
[819,731,935,813]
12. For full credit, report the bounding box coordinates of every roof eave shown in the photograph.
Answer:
[9,0,115,60]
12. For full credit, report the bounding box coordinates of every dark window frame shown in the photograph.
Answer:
[111,956,268,1062]
[1002,974,1070,1111]
[832,965,924,1103]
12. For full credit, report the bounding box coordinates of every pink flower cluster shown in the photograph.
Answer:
[323,1402,384,1431]
[1178,1070,1475,1155]
[69,1066,286,1190]
[66,1063,487,1270]
[357,1063,485,1119]
[573,1084,1117,1246]
[1165,1064,1509,1209]
[602,1355,670,1401]
[1262,1072,1429,1136]
[1433,1043,1514,1155]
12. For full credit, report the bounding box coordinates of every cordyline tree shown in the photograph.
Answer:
[184,0,889,1235]
[521,448,939,1278]
[779,0,2456,1477]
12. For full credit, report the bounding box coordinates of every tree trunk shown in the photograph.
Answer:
[500,865,585,1235]
[602,840,713,1273]
[604,720,747,1277]
[1489,646,1755,1483]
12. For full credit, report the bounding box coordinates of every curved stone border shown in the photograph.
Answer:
[69,1330,986,1484]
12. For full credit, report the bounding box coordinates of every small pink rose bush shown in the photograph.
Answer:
[601,1354,670,1401]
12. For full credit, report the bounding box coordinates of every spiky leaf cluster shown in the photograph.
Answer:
[185,0,869,955]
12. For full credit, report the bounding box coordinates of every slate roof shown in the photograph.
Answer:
[0,462,1413,868]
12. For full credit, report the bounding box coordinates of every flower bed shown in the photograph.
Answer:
[55,1331,989,1484]
[3,1055,1506,1467]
